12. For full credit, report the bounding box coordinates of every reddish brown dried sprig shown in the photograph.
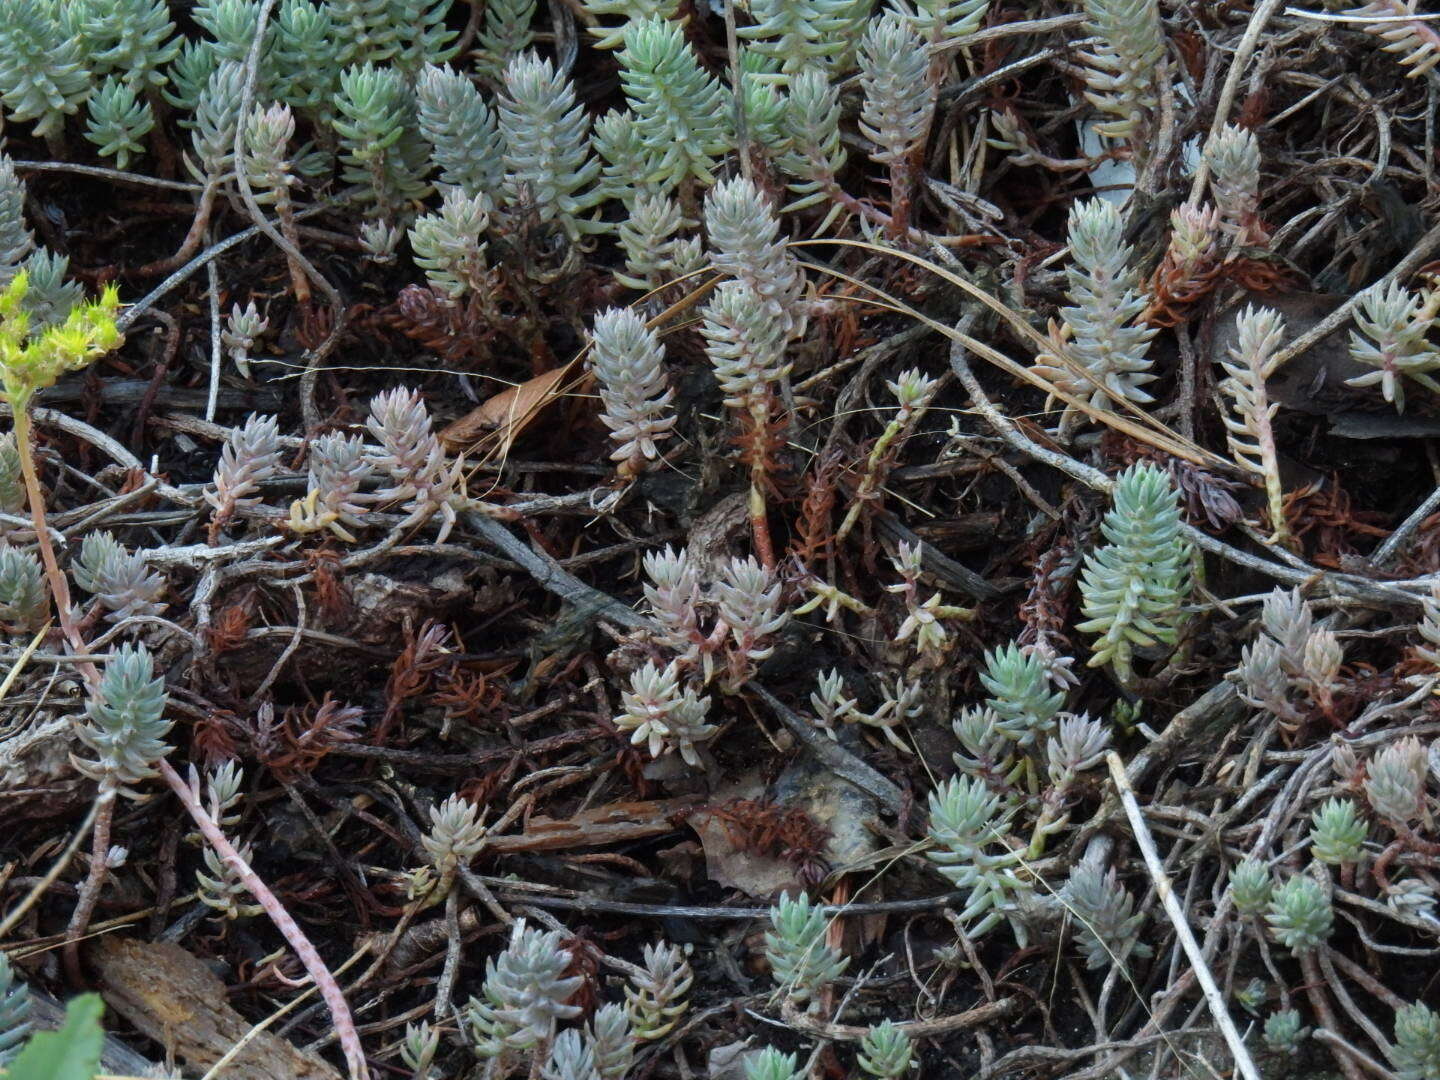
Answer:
[790,448,844,566]
[433,667,505,727]
[377,619,455,743]
[390,283,502,365]
[1017,542,1075,649]
[206,603,252,657]
[1283,475,1391,567]
[704,799,831,887]
[254,693,366,781]
[302,547,350,618]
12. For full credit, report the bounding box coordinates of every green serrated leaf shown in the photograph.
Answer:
[6,993,104,1080]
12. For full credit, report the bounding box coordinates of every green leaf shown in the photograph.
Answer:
[6,993,104,1080]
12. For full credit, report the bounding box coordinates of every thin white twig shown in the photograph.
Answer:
[1104,752,1262,1080]
[205,254,222,423]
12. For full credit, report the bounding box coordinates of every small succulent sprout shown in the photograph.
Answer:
[780,66,846,211]
[359,219,403,262]
[475,0,537,80]
[858,12,934,165]
[700,279,792,410]
[465,920,582,1058]
[1309,798,1367,865]
[333,62,431,220]
[888,542,972,662]
[241,102,298,201]
[859,1019,914,1078]
[641,545,703,659]
[74,643,173,797]
[864,674,924,752]
[952,705,1013,784]
[1218,305,1288,545]
[1078,0,1164,140]
[1388,876,1439,922]
[1265,874,1332,952]
[589,307,677,476]
[1229,858,1274,917]
[1346,279,1440,412]
[1045,714,1110,786]
[746,1047,804,1080]
[1034,198,1158,414]
[367,387,462,540]
[615,190,695,291]
[625,941,693,1040]
[1416,583,1440,672]
[70,532,166,624]
[764,891,848,1005]
[926,776,1031,943]
[1235,976,1267,1014]
[588,1002,635,1080]
[204,761,245,830]
[306,431,375,542]
[1205,123,1262,240]
[543,1028,600,1080]
[1061,851,1152,970]
[614,660,716,767]
[704,177,807,339]
[0,952,31,1066]
[0,3,92,141]
[1076,463,1192,682]
[981,642,1065,746]
[408,188,493,299]
[1366,736,1429,825]
[498,52,602,241]
[420,794,488,894]
[616,18,729,189]
[811,668,861,738]
[1263,1008,1309,1053]
[0,543,47,633]
[1166,202,1221,276]
[714,556,789,663]
[400,1020,440,1076]
[1393,1001,1440,1080]
[0,431,21,513]
[415,64,503,197]
[206,413,282,530]
[85,76,155,170]
[196,840,264,920]
[221,301,268,379]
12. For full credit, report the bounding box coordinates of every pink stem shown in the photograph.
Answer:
[158,760,369,1080]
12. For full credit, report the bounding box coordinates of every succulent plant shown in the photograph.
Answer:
[1348,0,1440,77]
[926,776,1031,943]
[859,1019,914,1077]
[0,953,32,1066]
[196,839,264,919]
[614,660,716,766]
[857,12,933,166]
[73,642,173,797]
[1393,1001,1440,1080]
[400,1020,440,1076]
[77,0,181,92]
[408,188,493,299]
[1206,123,1262,240]
[1061,851,1151,970]
[746,1047,804,1080]
[704,177,807,339]
[588,1002,635,1079]
[739,0,853,80]
[498,53,602,240]
[1076,463,1192,681]
[0,432,21,514]
[334,62,431,219]
[1218,305,1288,543]
[367,387,462,539]
[206,412,282,530]
[1309,798,1367,865]
[589,306,677,475]
[0,544,47,633]
[1034,199,1158,413]
[713,556,789,665]
[0,156,35,275]
[420,794,488,889]
[0,2,92,142]
[221,300,268,379]
[1265,874,1332,952]
[764,891,848,1005]
[1263,1008,1309,1052]
[811,668,862,737]
[71,531,167,623]
[780,66,847,211]
[1078,0,1164,140]
[415,64,503,197]
[84,76,154,170]
[1365,736,1429,826]
[1345,279,1440,412]
[1229,858,1274,917]
[981,642,1065,746]
[543,1028,600,1080]
[474,0,536,80]
[617,18,729,189]
[464,920,582,1058]
[641,545,703,660]
[625,940,693,1039]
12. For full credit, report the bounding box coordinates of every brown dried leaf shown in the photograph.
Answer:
[439,367,572,454]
